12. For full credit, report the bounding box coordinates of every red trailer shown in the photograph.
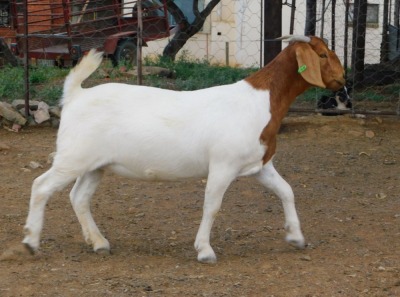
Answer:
[10,0,171,65]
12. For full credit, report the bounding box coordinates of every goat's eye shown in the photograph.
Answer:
[320,53,328,58]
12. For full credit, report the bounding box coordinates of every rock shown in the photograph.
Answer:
[0,141,10,150]
[33,101,50,124]
[11,123,21,132]
[300,255,311,261]
[26,117,37,126]
[383,159,396,165]
[50,117,60,128]
[365,130,375,138]
[49,106,62,118]
[348,130,363,137]
[29,161,43,169]
[375,192,387,200]
[0,101,27,125]
[11,99,40,110]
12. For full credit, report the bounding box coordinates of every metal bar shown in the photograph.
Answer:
[137,0,143,85]
[23,0,30,118]
[225,42,229,66]
[290,0,296,34]
[289,108,400,116]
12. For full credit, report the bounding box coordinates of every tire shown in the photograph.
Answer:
[112,39,137,67]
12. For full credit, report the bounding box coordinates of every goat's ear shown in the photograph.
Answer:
[295,43,326,88]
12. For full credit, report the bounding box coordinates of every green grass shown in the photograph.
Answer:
[0,65,68,105]
[0,66,25,100]
[144,54,257,90]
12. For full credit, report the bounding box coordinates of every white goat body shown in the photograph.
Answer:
[22,36,345,263]
[58,80,269,180]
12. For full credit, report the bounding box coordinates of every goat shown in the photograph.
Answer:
[317,86,352,115]
[22,35,345,263]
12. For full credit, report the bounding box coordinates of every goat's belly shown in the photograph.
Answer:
[107,163,208,181]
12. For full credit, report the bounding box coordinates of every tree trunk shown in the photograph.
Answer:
[163,0,220,61]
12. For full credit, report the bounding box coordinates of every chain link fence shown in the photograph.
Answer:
[0,0,399,118]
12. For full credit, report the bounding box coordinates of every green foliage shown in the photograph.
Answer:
[144,54,257,90]
[0,65,67,103]
[0,66,24,100]
[36,85,64,105]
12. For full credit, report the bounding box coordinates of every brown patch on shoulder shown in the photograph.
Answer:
[245,44,310,165]
[260,120,279,164]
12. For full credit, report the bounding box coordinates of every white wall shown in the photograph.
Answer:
[144,0,385,67]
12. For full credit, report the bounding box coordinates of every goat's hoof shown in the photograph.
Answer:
[286,236,305,249]
[23,243,36,255]
[197,255,217,264]
[197,250,217,264]
[95,248,111,255]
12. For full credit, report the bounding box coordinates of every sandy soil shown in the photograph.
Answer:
[0,115,399,297]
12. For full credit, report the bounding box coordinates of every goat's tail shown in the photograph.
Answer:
[61,49,103,105]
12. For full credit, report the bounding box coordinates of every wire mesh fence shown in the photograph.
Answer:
[0,0,399,120]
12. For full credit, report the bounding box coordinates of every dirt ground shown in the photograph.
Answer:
[0,115,399,297]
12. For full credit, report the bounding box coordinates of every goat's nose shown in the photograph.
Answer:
[336,77,346,87]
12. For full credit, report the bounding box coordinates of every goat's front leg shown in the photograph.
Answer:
[195,167,236,263]
[256,161,305,248]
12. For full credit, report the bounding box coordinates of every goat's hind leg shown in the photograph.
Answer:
[23,167,76,253]
[70,170,110,253]
[256,161,305,248]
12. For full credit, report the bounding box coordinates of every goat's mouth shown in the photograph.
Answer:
[329,78,346,91]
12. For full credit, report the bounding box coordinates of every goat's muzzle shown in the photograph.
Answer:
[330,78,346,91]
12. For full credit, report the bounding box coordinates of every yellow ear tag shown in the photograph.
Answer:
[298,65,307,73]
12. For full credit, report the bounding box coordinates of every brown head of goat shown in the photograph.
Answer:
[245,35,346,163]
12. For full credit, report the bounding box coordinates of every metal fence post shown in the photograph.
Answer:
[23,0,29,118]
[137,0,143,85]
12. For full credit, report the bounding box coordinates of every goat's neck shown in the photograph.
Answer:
[246,57,309,121]
[245,55,311,164]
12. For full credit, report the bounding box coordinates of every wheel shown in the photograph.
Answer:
[112,39,137,67]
